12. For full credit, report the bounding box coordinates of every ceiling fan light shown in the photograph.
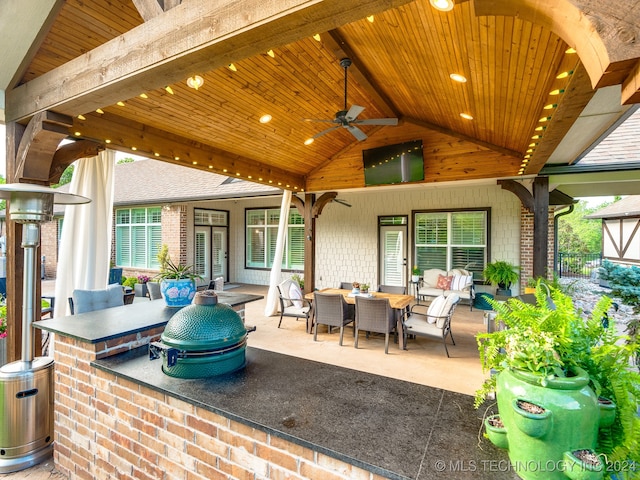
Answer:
[304,138,314,145]
[187,75,204,90]
[450,73,467,83]
[430,0,454,11]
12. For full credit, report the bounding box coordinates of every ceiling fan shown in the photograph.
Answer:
[304,58,398,141]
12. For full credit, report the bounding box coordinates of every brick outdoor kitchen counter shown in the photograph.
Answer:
[33,295,514,480]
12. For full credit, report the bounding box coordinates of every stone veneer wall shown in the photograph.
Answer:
[51,333,386,480]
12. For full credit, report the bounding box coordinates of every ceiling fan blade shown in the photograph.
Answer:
[346,125,368,141]
[345,105,365,121]
[303,118,337,123]
[355,118,399,126]
[312,125,341,139]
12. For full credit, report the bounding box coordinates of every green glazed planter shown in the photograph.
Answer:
[490,367,601,480]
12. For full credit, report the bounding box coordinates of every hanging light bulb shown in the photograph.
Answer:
[187,75,204,90]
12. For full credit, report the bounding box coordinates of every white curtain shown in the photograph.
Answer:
[54,149,115,317]
[264,190,292,316]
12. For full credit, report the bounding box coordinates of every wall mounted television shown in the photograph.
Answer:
[362,140,424,186]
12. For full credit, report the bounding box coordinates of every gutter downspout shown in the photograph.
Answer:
[554,204,575,274]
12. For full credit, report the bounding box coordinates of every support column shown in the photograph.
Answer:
[533,177,549,278]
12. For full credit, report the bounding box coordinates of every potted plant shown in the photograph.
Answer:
[135,274,151,297]
[475,280,640,480]
[482,260,519,296]
[411,265,421,283]
[156,251,201,307]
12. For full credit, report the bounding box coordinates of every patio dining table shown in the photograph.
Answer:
[304,288,415,349]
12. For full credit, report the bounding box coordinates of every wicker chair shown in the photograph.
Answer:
[402,293,460,357]
[354,296,397,354]
[377,285,406,294]
[313,292,354,345]
[277,279,312,331]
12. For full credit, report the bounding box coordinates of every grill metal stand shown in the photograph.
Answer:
[0,184,89,473]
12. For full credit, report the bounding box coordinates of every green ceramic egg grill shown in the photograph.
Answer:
[149,290,255,378]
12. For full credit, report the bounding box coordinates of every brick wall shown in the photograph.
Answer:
[51,333,387,480]
[41,219,59,279]
[519,205,555,288]
[161,205,187,266]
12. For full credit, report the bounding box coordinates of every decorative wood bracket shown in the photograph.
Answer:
[49,140,105,183]
[498,179,535,212]
[15,111,73,184]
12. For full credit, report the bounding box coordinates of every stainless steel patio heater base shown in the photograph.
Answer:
[0,184,90,473]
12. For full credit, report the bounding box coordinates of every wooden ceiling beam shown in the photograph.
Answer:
[324,30,400,119]
[73,112,306,190]
[6,0,415,123]
[131,0,163,21]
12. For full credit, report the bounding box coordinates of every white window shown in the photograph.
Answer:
[246,208,304,270]
[115,207,162,268]
[414,210,487,277]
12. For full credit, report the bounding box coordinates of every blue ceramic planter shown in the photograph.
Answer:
[160,279,196,307]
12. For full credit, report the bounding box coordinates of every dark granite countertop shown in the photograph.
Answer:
[33,292,263,344]
[93,346,517,480]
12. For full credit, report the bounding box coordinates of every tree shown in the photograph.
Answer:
[557,199,617,253]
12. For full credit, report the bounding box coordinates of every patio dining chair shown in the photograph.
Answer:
[377,285,406,294]
[313,292,354,345]
[68,283,125,315]
[277,278,312,331]
[354,296,397,354]
[402,293,460,357]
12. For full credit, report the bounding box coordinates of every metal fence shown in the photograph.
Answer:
[557,252,602,279]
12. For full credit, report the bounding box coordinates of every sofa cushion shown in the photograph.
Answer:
[436,274,453,290]
[72,283,124,314]
[423,269,447,288]
[417,286,444,298]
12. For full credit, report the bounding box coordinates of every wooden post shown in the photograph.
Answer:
[303,193,316,295]
[533,177,549,279]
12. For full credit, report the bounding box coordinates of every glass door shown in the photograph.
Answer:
[379,221,407,288]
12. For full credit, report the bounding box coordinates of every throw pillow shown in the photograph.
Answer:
[426,295,446,324]
[436,274,453,290]
[437,293,460,328]
[289,282,304,308]
[450,274,472,291]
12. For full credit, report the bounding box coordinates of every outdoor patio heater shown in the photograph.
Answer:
[0,183,89,473]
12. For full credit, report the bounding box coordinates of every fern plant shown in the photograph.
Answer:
[475,279,640,476]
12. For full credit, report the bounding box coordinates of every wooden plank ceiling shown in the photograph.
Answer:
[13,0,585,192]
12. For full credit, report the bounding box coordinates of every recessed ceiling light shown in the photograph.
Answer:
[549,89,565,96]
[450,73,467,83]
[74,132,81,136]
[266,50,275,58]
[140,93,148,99]
[367,15,374,23]
[430,0,454,11]
[131,146,137,151]
[304,138,314,145]
[96,108,104,114]
[544,103,557,110]
[565,47,577,54]
[186,75,204,90]
[227,64,237,72]
[313,34,321,42]
[165,86,174,95]
[460,113,473,120]
[117,101,125,107]
[556,70,573,79]
[77,114,86,120]
[154,152,160,157]
[105,139,111,143]
[174,156,180,161]
[539,116,551,122]
[259,114,272,124]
